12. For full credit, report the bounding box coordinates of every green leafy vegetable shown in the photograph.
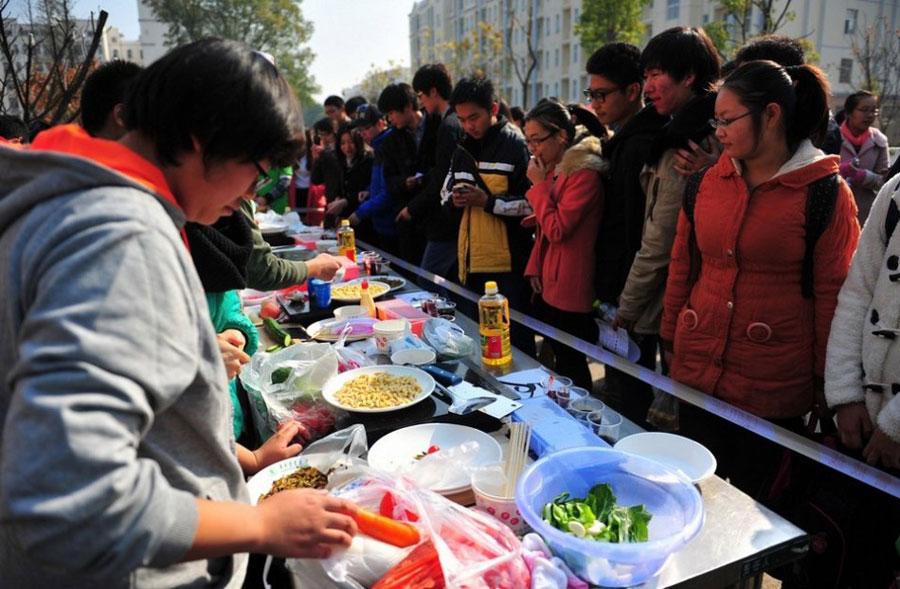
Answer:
[541,483,652,543]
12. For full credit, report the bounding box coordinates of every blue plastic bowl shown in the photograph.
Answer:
[515,447,704,587]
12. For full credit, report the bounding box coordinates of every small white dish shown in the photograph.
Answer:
[614,432,717,484]
[334,305,368,320]
[390,348,436,366]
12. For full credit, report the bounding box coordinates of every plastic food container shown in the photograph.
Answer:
[471,463,529,534]
[372,319,409,354]
[515,447,704,587]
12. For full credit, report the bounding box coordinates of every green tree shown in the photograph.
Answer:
[703,23,730,59]
[575,0,650,53]
[356,61,410,103]
[719,0,795,44]
[145,0,319,108]
[436,21,504,82]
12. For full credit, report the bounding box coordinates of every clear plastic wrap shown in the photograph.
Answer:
[240,342,340,440]
[422,317,476,360]
[287,470,530,588]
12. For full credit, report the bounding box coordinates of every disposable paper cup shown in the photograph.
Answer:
[471,464,529,534]
[373,319,408,354]
[334,305,368,320]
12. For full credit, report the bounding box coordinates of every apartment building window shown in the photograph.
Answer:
[573,44,578,63]
[127,48,132,59]
[546,17,550,37]
[555,48,559,66]
[839,58,853,84]
[666,0,679,20]
[113,49,119,58]
[845,9,858,35]
[555,14,560,33]
[554,81,559,96]
[545,51,549,69]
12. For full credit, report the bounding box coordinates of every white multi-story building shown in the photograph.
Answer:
[0,18,141,115]
[137,0,169,66]
[101,26,143,65]
[410,0,900,108]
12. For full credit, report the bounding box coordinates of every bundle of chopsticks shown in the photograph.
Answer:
[502,421,533,498]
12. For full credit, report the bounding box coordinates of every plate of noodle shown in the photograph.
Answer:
[321,365,435,413]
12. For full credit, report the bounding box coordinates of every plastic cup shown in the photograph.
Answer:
[559,386,589,410]
[308,278,332,308]
[568,396,605,424]
[588,409,623,445]
[545,375,572,404]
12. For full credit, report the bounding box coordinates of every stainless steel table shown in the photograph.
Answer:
[448,310,808,589]
[266,271,808,588]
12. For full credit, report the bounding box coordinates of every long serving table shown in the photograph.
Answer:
[260,267,808,589]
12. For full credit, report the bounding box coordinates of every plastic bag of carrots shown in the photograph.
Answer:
[287,470,529,588]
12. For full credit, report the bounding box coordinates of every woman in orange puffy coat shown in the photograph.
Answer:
[660,60,860,495]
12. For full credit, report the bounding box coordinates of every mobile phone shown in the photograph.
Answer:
[453,184,471,193]
[313,134,321,146]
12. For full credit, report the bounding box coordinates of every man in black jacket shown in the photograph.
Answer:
[400,64,464,278]
[443,76,535,355]
[586,42,668,418]
[378,83,427,263]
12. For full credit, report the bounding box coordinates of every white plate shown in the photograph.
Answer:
[306,318,375,342]
[259,222,288,235]
[330,280,390,303]
[614,432,717,484]
[367,423,503,495]
[321,365,435,414]
[365,274,407,292]
[246,455,331,505]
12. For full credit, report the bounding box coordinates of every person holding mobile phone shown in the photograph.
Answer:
[442,76,536,356]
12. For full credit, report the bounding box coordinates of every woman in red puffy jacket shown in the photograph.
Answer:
[660,60,860,495]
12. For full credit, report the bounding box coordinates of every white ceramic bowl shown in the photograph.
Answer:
[334,305,368,320]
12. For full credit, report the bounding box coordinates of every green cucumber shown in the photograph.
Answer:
[271,366,292,384]
[264,317,292,348]
[265,344,283,353]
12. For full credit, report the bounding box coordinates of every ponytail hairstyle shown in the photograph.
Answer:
[524,98,576,145]
[843,90,878,117]
[720,59,830,153]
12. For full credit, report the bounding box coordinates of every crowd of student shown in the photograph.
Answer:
[0,26,898,588]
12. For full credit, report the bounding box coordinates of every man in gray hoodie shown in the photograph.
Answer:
[0,39,356,588]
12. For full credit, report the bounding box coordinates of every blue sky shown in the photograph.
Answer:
[9,0,413,102]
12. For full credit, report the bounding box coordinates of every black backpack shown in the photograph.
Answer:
[682,168,840,298]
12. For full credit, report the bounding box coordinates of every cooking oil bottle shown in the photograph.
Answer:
[337,219,357,262]
[479,281,511,366]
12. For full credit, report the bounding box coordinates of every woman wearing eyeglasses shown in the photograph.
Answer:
[838,91,889,223]
[660,60,860,496]
[523,98,607,389]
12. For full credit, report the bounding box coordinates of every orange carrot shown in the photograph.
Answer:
[352,508,421,548]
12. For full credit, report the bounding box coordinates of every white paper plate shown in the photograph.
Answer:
[330,280,390,303]
[367,423,503,495]
[614,432,717,484]
[321,365,435,414]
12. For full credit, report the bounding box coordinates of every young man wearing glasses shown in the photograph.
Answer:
[585,42,668,421]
